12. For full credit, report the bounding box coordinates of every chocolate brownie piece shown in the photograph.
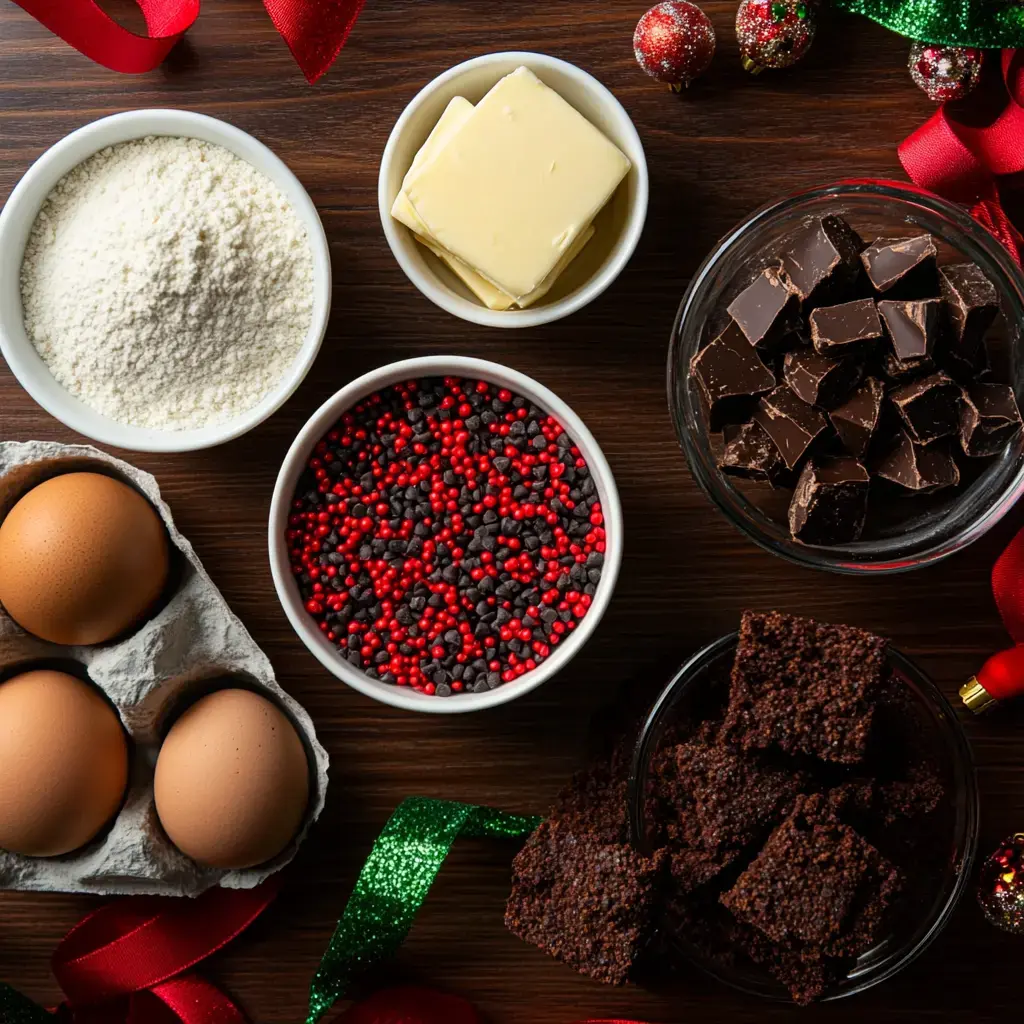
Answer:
[672,739,806,857]
[505,818,666,984]
[648,737,806,893]
[878,767,944,825]
[722,610,887,764]
[552,761,630,845]
[720,795,900,958]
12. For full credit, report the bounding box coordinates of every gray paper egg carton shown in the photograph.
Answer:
[0,441,329,897]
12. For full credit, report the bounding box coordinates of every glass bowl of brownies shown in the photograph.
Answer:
[627,611,978,1004]
[668,180,1024,573]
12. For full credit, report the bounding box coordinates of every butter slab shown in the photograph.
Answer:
[404,66,630,301]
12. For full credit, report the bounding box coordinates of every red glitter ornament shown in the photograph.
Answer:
[634,1,716,91]
[909,42,984,103]
[978,833,1024,933]
[736,0,817,74]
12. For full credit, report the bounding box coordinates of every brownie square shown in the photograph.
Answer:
[505,818,666,984]
[722,610,887,764]
[552,761,630,845]
[672,740,806,858]
[719,795,900,954]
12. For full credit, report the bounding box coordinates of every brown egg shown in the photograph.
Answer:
[0,472,170,645]
[154,688,310,870]
[0,669,129,856]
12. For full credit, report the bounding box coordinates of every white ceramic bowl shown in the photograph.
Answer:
[0,109,331,452]
[269,356,623,713]
[378,52,649,329]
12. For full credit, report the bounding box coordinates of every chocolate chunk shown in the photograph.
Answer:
[960,382,1023,457]
[875,430,960,493]
[940,262,998,358]
[809,298,882,356]
[881,349,934,384]
[720,794,901,955]
[878,297,941,362]
[690,322,777,430]
[727,265,800,349]
[940,336,989,383]
[890,371,962,443]
[860,234,939,297]
[829,377,885,458]
[780,215,864,306]
[783,349,863,408]
[753,386,828,470]
[505,818,666,985]
[722,610,887,764]
[788,457,870,545]
[720,418,787,484]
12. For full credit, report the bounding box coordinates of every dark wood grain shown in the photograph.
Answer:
[0,3,1021,1021]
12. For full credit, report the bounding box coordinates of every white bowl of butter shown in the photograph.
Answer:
[379,52,648,328]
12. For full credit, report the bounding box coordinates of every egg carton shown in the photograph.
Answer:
[0,441,329,897]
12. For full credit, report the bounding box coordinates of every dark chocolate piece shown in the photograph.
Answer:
[940,262,998,358]
[881,349,934,384]
[860,234,939,297]
[722,610,887,764]
[875,430,960,493]
[788,457,870,545]
[727,266,800,349]
[878,297,941,362]
[809,298,882,356]
[890,371,962,444]
[720,418,788,485]
[960,382,1023,457]
[783,349,863,408]
[690,322,777,431]
[505,818,666,985]
[781,216,864,306]
[829,377,885,458]
[720,794,901,955]
[940,336,989,383]
[753,386,828,470]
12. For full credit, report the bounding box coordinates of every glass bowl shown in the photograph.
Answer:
[627,632,979,1003]
[667,180,1024,573]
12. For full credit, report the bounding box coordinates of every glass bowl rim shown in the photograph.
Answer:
[666,178,1024,575]
[626,629,980,1003]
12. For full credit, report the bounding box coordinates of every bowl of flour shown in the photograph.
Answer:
[0,110,331,452]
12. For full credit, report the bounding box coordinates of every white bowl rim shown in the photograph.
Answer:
[268,355,623,713]
[0,108,332,453]
[377,51,649,329]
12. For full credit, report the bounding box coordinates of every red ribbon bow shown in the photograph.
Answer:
[46,876,280,1023]
[900,49,1024,265]
[10,0,366,83]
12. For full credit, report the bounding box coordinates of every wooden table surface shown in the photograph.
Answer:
[2,2,1023,1021]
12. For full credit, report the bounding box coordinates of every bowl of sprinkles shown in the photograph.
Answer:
[269,356,622,712]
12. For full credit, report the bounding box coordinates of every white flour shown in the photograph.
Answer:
[20,136,314,431]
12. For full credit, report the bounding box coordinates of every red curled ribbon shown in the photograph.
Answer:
[899,48,1024,264]
[7,876,282,1023]
[9,0,366,83]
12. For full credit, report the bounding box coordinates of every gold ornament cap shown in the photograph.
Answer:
[960,676,996,714]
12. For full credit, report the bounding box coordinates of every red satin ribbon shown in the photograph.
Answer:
[10,0,366,83]
[899,49,1024,264]
[48,876,280,1023]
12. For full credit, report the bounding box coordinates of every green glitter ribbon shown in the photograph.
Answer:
[0,982,53,1023]
[306,797,541,1024]
[830,0,1024,47]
